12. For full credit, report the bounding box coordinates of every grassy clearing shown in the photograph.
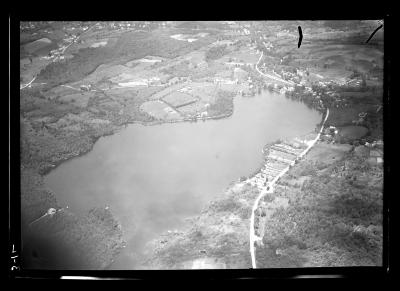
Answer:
[338,126,369,140]
[140,101,180,121]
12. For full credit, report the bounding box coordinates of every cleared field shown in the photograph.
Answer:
[105,88,140,102]
[170,34,197,42]
[149,83,187,100]
[183,50,206,65]
[66,37,119,56]
[109,72,140,84]
[162,91,198,108]
[43,85,79,99]
[177,101,209,117]
[303,143,353,165]
[24,38,53,54]
[90,41,108,48]
[81,64,131,84]
[125,56,166,67]
[107,86,162,102]
[140,100,181,120]
[190,82,218,100]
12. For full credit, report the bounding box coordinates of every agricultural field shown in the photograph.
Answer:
[162,91,199,108]
[140,100,181,121]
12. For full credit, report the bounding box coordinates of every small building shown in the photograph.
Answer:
[149,77,162,86]
[80,84,91,91]
[200,111,208,118]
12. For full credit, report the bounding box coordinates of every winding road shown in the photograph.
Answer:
[20,76,37,90]
[255,51,295,86]
[249,107,329,268]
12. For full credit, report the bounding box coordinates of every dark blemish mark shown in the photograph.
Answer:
[298,26,303,48]
[366,24,383,44]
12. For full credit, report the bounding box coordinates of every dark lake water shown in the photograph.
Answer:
[44,91,322,269]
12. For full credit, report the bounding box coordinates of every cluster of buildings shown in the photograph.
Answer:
[246,141,307,189]
[20,22,36,30]
[20,21,52,31]
[94,21,158,31]
[41,32,79,62]
[225,59,256,70]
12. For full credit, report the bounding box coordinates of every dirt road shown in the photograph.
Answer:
[249,108,329,268]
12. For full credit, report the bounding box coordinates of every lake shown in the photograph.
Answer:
[44,91,322,269]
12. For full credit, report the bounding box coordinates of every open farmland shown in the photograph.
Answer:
[162,91,199,108]
[140,100,181,121]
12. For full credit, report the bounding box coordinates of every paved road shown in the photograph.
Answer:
[60,84,81,91]
[249,108,329,268]
[255,51,295,86]
[20,76,37,90]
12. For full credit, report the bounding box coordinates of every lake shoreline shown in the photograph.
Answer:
[140,105,383,269]
[20,94,237,269]
[138,110,326,270]
[40,91,321,270]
